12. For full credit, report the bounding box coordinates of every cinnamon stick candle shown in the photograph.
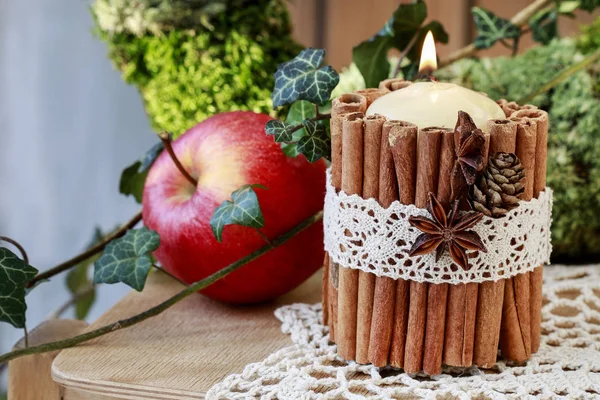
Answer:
[355,114,386,364]
[513,109,549,354]
[337,112,365,360]
[368,120,417,367]
[378,78,412,92]
[329,95,368,343]
[404,127,442,374]
[422,128,453,375]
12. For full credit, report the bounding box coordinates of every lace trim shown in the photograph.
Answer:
[323,169,553,284]
[207,265,600,400]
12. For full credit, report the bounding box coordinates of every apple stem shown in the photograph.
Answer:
[26,211,143,288]
[0,210,324,365]
[255,228,273,247]
[158,132,198,187]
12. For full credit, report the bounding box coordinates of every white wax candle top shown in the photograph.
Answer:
[366,82,505,132]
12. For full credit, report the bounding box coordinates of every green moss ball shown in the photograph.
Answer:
[93,0,302,137]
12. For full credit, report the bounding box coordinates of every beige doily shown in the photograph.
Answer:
[207,265,600,399]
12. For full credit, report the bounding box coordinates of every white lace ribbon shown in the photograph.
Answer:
[323,169,553,284]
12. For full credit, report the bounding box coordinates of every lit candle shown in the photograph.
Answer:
[367,31,505,131]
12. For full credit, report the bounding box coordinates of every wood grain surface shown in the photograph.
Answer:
[9,319,89,400]
[52,270,321,399]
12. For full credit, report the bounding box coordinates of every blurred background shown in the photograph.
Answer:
[288,0,597,68]
[0,0,598,394]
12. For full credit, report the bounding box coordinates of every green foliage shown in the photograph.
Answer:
[93,0,302,137]
[265,120,297,142]
[352,0,448,86]
[297,120,330,163]
[271,49,339,107]
[93,227,160,291]
[530,9,558,45]
[119,141,164,203]
[210,185,266,242]
[472,7,521,50]
[437,32,600,259]
[66,228,104,320]
[93,0,228,36]
[0,248,37,328]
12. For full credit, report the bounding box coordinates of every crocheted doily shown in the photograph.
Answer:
[323,170,553,284]
[207,265,600,399]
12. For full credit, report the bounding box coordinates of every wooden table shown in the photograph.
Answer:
[50,271,321,399]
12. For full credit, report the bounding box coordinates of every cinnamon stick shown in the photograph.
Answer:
[472,126,510,368]
[379,78,412,92]
[323,253,329,326]
[337,112,365,360]
[445,123,492,368]
[421,128,453,375]
[355,88,389,106]
[404,127,442,374]
[513,109,549,354]
[355,114,386,364]
[329,95,367,343]
[486,118,532,363]
[368,120,417,367]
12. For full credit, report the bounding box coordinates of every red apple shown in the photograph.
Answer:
[142,111,326,303]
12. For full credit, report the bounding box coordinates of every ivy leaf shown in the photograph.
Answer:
[265,120,297,142]
[287,100,316,125]
[281,142,301,158]
[557,1,580,14]
[66,227,103,319]
[119,141,164,203]
[297,119,330,163]
[353,1,426,88]
[0,248,38,328]
[579,0,600,12]
[210,185,267,242]
[271,48,339,107]
[530,9,558,44]
[93,227,160,292]
[472,7,521,50]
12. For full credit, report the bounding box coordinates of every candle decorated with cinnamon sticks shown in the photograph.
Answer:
[322,30,550,374]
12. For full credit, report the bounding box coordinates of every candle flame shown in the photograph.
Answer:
[418,31,437,76]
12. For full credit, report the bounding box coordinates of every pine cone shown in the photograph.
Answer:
[472,152,525,218]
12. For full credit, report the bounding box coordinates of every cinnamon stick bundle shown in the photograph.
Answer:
[328,94,368,342]
[404,127,442,374]
[355,114,386,364]
[368,120,417,367]
[513,109,549,354]
[422,128,453,375]
[379,78,412,92]
[337,112,365,360]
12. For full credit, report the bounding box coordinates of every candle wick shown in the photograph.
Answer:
[417,74,438,83]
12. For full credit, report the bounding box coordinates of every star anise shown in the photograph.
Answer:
[408,193,487,271]
[451,111,486,202]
